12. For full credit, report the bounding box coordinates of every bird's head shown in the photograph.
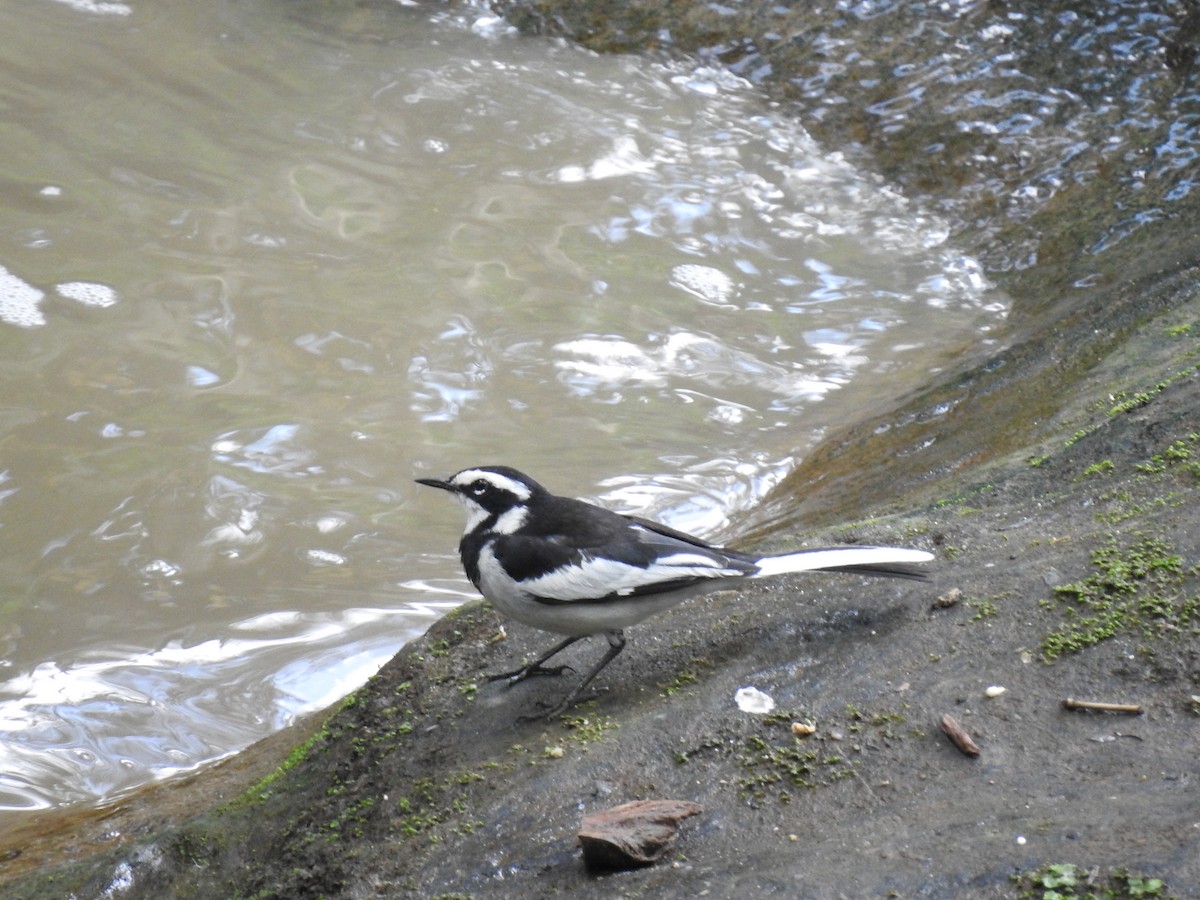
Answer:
[416,465,545,535]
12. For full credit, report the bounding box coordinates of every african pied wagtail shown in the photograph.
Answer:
[417,465,933,719]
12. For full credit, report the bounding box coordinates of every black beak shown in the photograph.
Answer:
[415,476,455,492]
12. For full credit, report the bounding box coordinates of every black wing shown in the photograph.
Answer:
[482,496,754,602]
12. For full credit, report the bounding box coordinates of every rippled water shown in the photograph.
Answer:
[747,0,1200,283]
[0,0,1003,817]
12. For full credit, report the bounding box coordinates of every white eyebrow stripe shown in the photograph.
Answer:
[450,469,532,501]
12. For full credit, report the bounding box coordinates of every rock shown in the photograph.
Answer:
[578,799,703,870]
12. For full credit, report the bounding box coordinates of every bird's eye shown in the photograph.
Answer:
[471,480,489,496]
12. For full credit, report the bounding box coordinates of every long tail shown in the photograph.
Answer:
[753,547,934,581]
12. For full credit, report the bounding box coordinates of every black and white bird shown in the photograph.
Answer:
[416,465,933,719]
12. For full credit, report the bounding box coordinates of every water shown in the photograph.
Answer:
[0,0,1003,818]
[759,0,1200,287]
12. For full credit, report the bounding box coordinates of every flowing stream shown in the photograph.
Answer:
[0,0,1004,819]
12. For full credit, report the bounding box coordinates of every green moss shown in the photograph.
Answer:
[1040,423,1200,659]
[736,731,851,800]
[733,706,909,802]
[1136,434,1200,479]
[1065,426,1097,447]
[222,702,351,811]
[673,732,726,766]
[392,766,497,842]
[969,594,1000,620]
[661,670,700,697]
[932,482,995,510]
[1040,535,1197,661]
[321,795,379,842]
[559,712,616,744]
[658,655,718,698]
[1014,862,1174,899]
[841,705,904,729]
[1080,459,1115,478]
[1094,493,1176,526]
[1107,366,1199,417]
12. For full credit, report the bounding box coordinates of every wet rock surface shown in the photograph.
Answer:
[4,1,1200,897]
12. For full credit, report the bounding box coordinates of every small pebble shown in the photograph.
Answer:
[933,587,962,608]
[735,686,775,714]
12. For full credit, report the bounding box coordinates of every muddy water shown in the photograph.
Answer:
[0,0,1003,818]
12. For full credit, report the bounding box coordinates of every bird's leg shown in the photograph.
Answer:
[487,635,584,684]
[525,631,626,721]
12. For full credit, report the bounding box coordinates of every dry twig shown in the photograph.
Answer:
[1062,697,1143,714]
[939,713,981,757]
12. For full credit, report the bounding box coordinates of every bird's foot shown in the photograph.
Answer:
[486,662,575,685]
[516,689,600,723]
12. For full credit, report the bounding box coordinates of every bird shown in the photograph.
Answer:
[416,465,933,719]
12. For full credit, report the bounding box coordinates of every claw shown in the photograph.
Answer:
[517,690,600,723]
[485,630,627,722]
[487,662,575,685]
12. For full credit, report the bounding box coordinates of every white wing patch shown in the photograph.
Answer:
[522,553,743,602]
[653,551,730,568]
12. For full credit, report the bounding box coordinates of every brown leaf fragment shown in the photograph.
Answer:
[940,713,981,757]
[578,799,703,870]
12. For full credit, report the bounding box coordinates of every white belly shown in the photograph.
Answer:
[474,545,742,637]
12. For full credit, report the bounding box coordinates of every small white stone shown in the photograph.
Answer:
[985,685,1007,698]
[735,686,775,714]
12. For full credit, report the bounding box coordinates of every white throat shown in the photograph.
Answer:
[456,496,491,534]
[454,495,529,536]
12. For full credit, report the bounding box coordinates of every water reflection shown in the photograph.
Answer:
[0,0,1003,817]
[0,602,460,811]
[773,0,1200,277]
